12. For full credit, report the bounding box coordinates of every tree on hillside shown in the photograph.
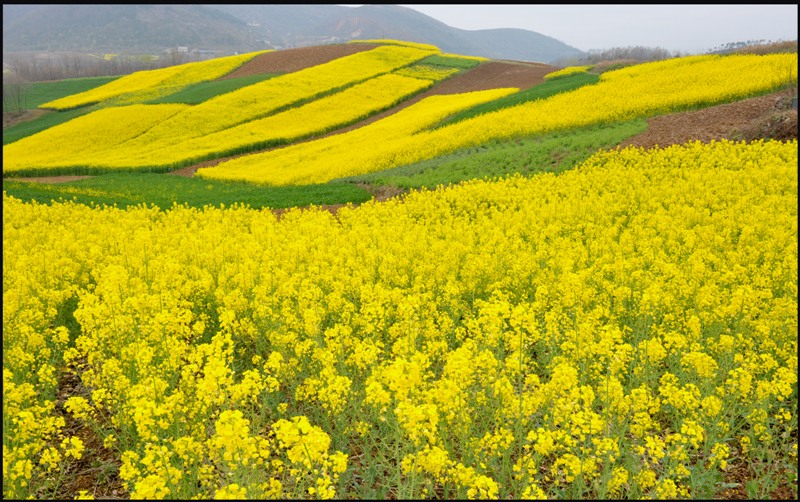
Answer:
[2,74,29,114]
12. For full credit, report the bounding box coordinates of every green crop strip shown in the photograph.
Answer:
[340,118,647,189]
[2,173,373,211]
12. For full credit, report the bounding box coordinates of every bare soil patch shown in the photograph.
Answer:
[620,91,797,149]
[3,109,48,129]
[433,60,556,93]
[220,43,380,79]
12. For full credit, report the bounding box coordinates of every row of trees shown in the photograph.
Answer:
[3,49,192,83]
[3,74,29,115]
[2,49,198,115]
[553,45,683,67]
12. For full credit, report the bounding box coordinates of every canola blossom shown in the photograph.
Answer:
[39,51,270,110]
[195,87,519,185]
[348,39,442,52]
[3,139,797,499]
[195,52,797,185]
[394,64,460,81]
[440,53,489,62]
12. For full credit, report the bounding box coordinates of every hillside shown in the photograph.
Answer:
[1,4,266,53]
[3,4,584,63]
[3,40,796,190]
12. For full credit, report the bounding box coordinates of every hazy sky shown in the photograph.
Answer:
[388,4,798,54]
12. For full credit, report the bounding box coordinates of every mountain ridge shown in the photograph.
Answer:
[3,4,585,63]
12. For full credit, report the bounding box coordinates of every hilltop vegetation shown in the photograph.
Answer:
[2,39,798,501]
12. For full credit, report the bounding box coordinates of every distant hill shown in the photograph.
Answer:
[3,4,584,64]
[212,5,585,63]
[1,4,266,54]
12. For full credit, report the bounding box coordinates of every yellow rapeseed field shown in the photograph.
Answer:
[6,73,438,173]
[195,87,519,184]
[3,45,440,176]
[196,53,797,185]
[40,51,270,110]
[544,65,593,80]
[4,139,797,499]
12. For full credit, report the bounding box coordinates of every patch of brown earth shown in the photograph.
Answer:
[620,91,797,149]
[220,43,380,79]
[46,360,125,500]
[434,60,555,93]
[3,109,48,129]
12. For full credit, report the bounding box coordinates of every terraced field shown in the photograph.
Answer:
[3,40,798,500]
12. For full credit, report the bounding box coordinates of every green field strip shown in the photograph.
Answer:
[339,118,648,189]
[2,173,373,210]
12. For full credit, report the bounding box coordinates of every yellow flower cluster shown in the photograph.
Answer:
[394,64,460,81]
[8,73,434,173]
[124,44,436,148]
[440,53,489,62]
[40,51,269,110]
[544,65,594,80]
[3,139,797,498]
[349,39,442,52]
[3,104,188,174]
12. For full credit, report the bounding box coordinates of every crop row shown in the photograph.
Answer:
[3,45,440,176]
[544,65,593,80]
[196,87,518,184]
[39,51,270,110]
[3,139,797,499]
[5,73,441,174]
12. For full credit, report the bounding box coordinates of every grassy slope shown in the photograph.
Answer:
[8,76,118,109]
[3,77,117,145]
[2,173,372,210]
[4,108,94,145]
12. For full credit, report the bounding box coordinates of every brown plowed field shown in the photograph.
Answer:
[621,91,797,149]
[220,43,380,78]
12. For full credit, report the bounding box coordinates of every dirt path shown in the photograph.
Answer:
[3,108,48,129]
[221,43,380,78]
